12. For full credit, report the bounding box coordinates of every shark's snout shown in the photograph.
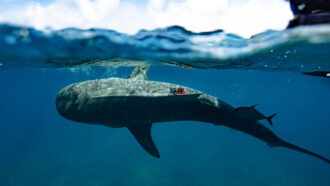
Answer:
[56,87,79,120]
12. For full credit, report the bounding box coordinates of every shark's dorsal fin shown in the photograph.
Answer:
[127,124,160,158]
[249,104,258,109]
[127,65,150,80]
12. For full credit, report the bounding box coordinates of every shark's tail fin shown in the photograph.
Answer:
[273,140,330,164]
[266,113,277,127]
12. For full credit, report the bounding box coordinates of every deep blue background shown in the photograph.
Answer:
[0,66,329,185]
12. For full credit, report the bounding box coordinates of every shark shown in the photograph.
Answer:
[56,66,329,164]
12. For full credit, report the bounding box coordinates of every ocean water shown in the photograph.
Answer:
[0,24,330,186]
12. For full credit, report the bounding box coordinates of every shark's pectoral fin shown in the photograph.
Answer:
[127,124,160,158]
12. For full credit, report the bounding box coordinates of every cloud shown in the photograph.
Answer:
[147,0,229,32]
[74,0,120,22]
[0,0,292,38]
[222,0,292,36]
[147,0,292,37]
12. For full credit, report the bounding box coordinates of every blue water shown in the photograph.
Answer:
[1,24,330,185]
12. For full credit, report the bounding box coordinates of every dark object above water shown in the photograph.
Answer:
[303,71,330,78]
[288,0,330,16]
[287,0,330,28]
[288,10,330,28]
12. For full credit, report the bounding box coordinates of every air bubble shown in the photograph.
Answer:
[5,36,17,45]
[19,29,29,38]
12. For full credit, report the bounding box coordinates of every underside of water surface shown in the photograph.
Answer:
[0,24,330,72]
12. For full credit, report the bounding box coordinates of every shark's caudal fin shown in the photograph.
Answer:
[127,124,160,158]
[273,140,330,164]
[266,113,277,127]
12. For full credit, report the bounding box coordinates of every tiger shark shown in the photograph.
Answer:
[56,66,329,164]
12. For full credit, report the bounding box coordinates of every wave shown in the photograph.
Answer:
[0,24,330,72]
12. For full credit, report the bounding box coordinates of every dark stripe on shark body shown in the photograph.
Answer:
[91,94,202,102]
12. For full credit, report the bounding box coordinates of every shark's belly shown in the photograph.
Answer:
[70,95,203,127]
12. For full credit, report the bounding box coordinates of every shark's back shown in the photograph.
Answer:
[64,78,202,99]
[88,78,202,97]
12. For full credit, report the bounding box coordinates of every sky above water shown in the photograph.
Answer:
[0,0,293,38]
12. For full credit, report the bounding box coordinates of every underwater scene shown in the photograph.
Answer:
[0,22,330,186]
[2,0,330,184]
